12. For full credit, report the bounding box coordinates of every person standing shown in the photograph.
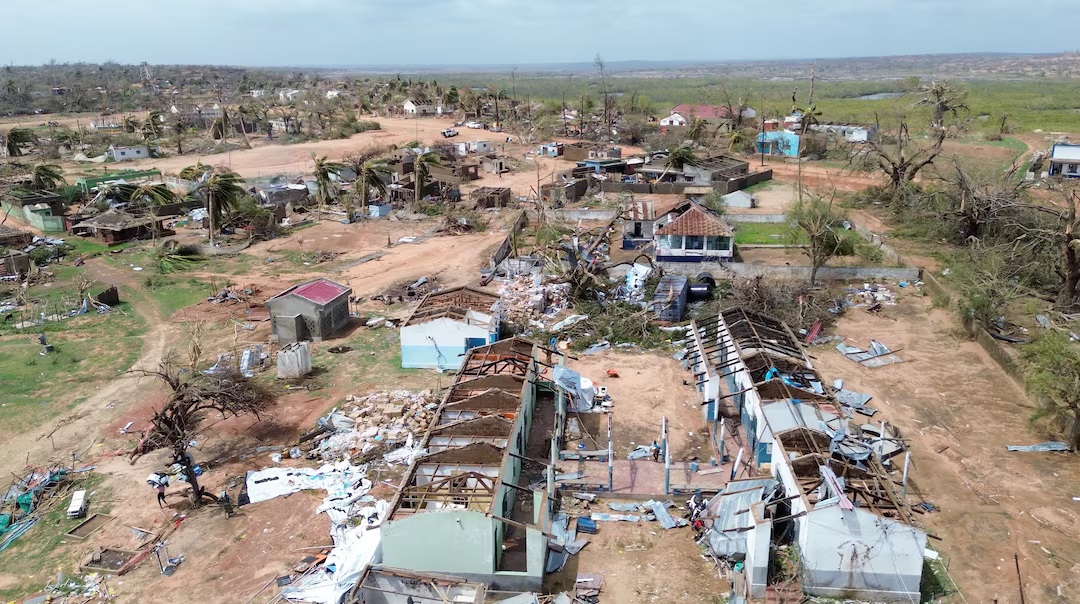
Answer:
[220,490,234,518]
[651,440,661,462]
[156,482,167,507]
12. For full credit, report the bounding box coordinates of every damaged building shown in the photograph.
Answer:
[400,286,502,371]
[379,338,557,592]
[686,307,926,603]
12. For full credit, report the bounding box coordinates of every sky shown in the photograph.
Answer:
[3,0,1075,67]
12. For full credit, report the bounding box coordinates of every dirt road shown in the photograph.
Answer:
[813,298,1080,604]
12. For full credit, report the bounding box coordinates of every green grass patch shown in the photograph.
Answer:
[0,311,144,430]
[0,474,111,601]
[734,222,801,245]
[743,180,776,194]
[143,277,213,317]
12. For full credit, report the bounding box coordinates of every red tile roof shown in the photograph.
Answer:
[670,104,736,120]
[275,278,351,305]
[656,204,733,237]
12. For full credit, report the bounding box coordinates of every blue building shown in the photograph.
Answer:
[757,130,801,157]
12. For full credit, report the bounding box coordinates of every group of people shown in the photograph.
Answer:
[145,472,234,517]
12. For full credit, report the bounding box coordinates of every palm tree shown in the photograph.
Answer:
[126,182,178,243]
[2,128,37,157]
[139,111,163,144]
[30,163,65,191]
[196,168,246,247]
[796,103,823,200]
[311,154,343,220]
[179,162,209,182]
[687,119,707,144]
[343,153,390,219]
[411,151,442,211]
[657,146,700,181]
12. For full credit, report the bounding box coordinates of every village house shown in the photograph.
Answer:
[1047,142,1080,177]
[266,278,352,344]
[0,190,66,232]
[653,201,735,261]
[381,339,555,591]
[71,208,169,245]
[637,154,750,185]
[561,142,621,162]
[689,308,927,602]
[808,122,878,143]
[107,144,150,162]
[659,104,757,132]
[538,142,564,157]
[400,286,501,370]
[471,187,512,209]
[403,99,454,116]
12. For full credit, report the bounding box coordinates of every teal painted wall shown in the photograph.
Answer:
[382,511,495,575]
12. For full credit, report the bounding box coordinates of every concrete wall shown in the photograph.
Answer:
[382,510,496,576]
[601,170,772,196]
[400,315,496,370]
[267,295,352,343]
[726,213,789,224]
[550,209,618,222]
[726,264,921,281]
[0,201,65,232]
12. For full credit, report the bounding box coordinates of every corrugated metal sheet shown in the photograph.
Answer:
[705,478,778,558]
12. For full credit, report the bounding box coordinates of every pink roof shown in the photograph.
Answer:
[280,278,350,305]
[670,104,736,120]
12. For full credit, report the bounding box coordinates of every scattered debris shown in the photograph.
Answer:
[836,339,904,367]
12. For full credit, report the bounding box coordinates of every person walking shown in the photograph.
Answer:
[651,440,661,462]
[156,482,167,508]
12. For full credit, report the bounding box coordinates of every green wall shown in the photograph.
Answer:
[382,511,495,575]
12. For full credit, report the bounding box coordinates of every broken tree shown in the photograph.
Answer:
[130,359,273,505]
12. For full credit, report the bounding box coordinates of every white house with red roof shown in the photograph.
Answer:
[654,201,735,261]
[266,278,352,343]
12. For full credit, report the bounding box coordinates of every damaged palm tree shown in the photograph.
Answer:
[130,358,273,506]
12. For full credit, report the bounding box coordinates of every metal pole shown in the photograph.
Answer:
[1014,553,1027,604]
[760,115,766,167]
[717,420,727,465]
[901,452,911,499]
[607,414,613,492]
[730,448,744,482]
[664,439,671,495]
[661,416,668,464]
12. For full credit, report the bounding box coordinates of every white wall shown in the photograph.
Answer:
[400,315,495,370]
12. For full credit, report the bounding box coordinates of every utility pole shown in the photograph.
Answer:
[760,114,766,167]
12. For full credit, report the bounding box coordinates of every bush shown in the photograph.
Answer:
[28,243,74,266]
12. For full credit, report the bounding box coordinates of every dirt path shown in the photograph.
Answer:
[0,257,178,478]
[813,299,1080,604]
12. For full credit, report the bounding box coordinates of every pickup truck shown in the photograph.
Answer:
[441,129,459,138]
[465,121,483,129]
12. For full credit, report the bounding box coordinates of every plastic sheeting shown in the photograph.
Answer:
[245,461,369,505]
[280,527,381,603]
[552,365,596,412]
[1006,442,1071,452]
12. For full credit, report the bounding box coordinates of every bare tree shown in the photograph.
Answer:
[912,81,969,131]
[594,54,610,134]
[130,358,273,506]
[866,113,947,191]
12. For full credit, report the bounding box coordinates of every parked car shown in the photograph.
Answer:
[441,129,459,138]
[465,121,483,129]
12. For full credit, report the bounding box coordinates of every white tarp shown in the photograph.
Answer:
[552,365,596,412]
[245,461,368,504]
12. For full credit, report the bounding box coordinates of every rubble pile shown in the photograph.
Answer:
[496,274,572,325]
[371,276,439,305]
[309,390,438,462]
[845,280,919,308]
